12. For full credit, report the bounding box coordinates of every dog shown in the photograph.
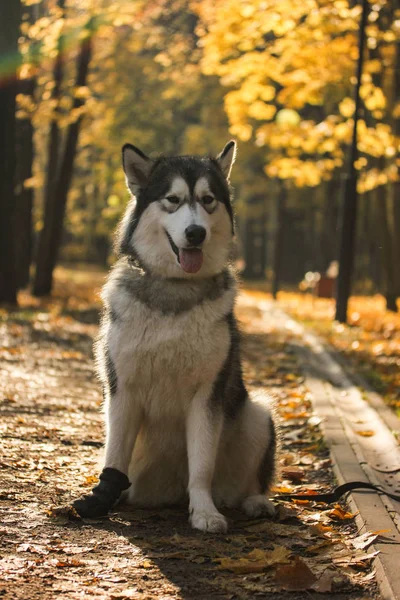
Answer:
[73,141,277,532]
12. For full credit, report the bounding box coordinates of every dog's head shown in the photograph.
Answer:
[116,142,236,278]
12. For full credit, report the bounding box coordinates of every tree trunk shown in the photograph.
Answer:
[33,18,93,296]
[272,184,286,299]
[15,2,40,289]
[0,0,21,304]
[375,181,397,312]
[15,102,34,289]
[335,0,369,323]
[32,0,65,296]
[390,36,400,308]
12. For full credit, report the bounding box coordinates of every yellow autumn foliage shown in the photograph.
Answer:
[194,0,399,190]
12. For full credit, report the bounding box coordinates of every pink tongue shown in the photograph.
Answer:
[179,249,203,273]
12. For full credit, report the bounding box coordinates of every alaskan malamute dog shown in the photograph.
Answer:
[74,141,277,532]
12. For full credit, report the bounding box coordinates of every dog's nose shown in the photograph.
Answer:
[185,225,206,246]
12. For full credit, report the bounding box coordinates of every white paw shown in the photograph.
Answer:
[242,495,276,518]
[190,510,228,533]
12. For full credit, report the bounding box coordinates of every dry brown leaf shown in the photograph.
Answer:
[47,504,82,522]
[110,591,142,599]
[312,569,338,593]
[56,558,84,568]
[281,467,305,483]
[275,556,317,590]
[60,545,95,555]
[310,523,333,537]
[333,550,379,567]
[16,543,49,555]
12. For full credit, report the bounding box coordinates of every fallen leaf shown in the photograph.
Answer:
[312,569,338,593]
[299,454,314,465]
[60,545,95,555]
[283,411,310,420]
[275,556,317,590]
[110,591,140,599]
[16,543,49,555]
[328,505,356,521]
[271,485,294,494]
[333,550,379,567]
[142,560,153,569]
[215,545,292,574]
[356,430,375,437]
[350,532,378,550]
[83,475,99,487]
[308,415,322,427]
[47,504,82,522]
[56,558,84,568]
[310,523,333,537]
[281,467,305,483]
[284,427,306,441]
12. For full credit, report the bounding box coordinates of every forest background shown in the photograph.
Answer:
[1,0,399,313]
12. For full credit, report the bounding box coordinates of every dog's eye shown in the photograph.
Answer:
[203,195,215,205]
[166,195,180,204]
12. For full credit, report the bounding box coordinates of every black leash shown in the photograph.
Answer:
[273,480,400,504]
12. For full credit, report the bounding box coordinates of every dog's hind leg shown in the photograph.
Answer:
[214,393,277,518]
[186,385,228,533]
[240,398,277,518]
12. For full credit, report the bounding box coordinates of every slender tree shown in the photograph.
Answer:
[335,0,369,322]
[272,184,287,299]
[0,0,21,303]
[15,0,41,289]
[33,16,93,296]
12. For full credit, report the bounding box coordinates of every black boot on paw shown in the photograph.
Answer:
[73,467,131,518]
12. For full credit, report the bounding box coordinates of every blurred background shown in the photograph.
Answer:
[0,0,399,314]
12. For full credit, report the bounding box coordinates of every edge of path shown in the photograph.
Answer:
[266,302,400,600]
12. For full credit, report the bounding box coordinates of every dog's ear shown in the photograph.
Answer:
[122,144,153,194]
[216,140,237,180]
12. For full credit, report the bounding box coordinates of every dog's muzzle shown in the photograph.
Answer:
[165,231,204,274]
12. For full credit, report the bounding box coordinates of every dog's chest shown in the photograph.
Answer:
[107,292,232,415]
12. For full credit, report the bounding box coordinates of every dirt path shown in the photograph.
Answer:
[0,278,381,599]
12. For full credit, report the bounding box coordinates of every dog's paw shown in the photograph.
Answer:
[190,510,228,533]
[73,468,131,518]
[73,493,110,518]
[242,495,276,518]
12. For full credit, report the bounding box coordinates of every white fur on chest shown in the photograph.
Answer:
[102,284,234,420]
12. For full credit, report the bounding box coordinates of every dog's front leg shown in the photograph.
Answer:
[186,386,227,533]
[73,385,142,518]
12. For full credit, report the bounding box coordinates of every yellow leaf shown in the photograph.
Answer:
[339,97,355,118]
[328,505,356,521]
[215,545,291,574]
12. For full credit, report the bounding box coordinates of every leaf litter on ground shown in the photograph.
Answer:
[0,272,380,599]
[278,291,400,417]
